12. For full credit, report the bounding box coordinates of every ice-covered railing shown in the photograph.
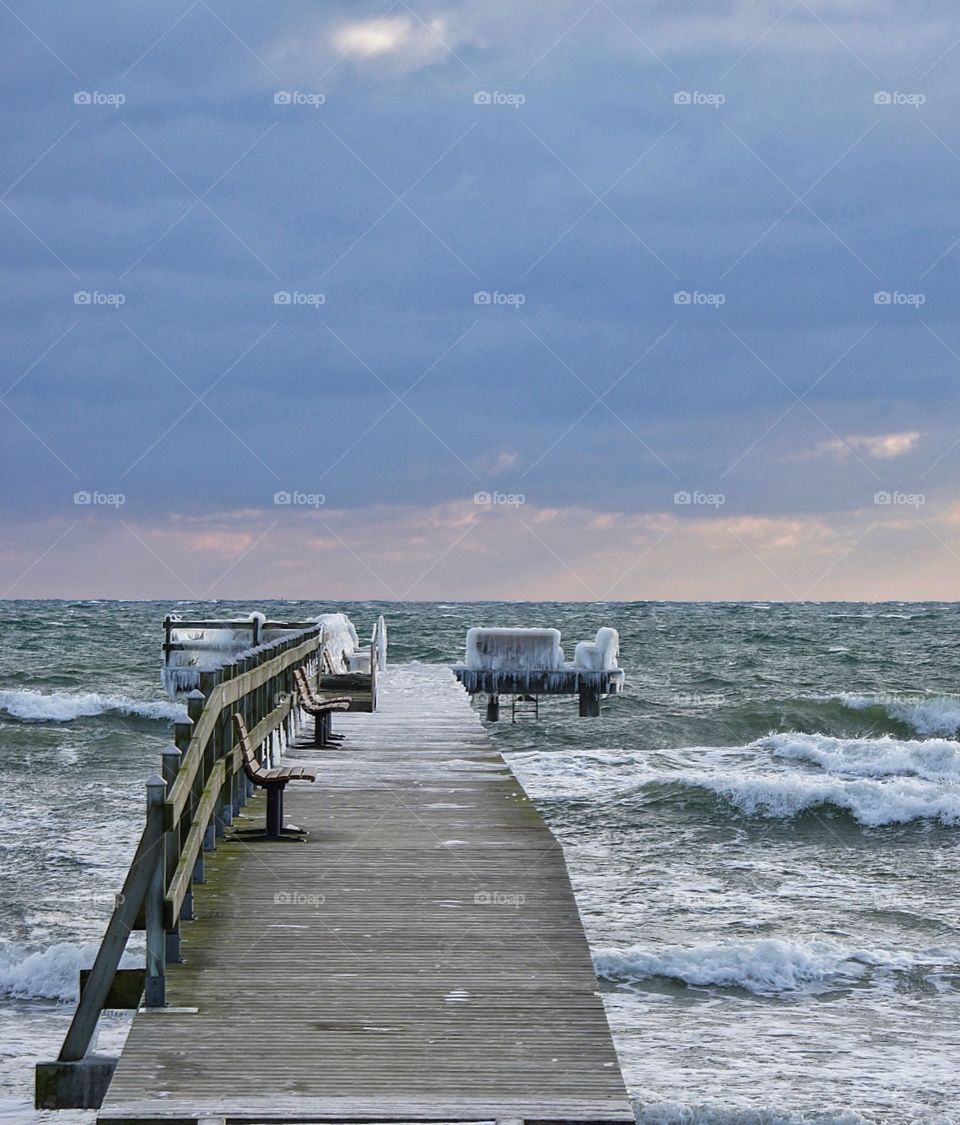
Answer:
[317,613,361,671]
[163,611,367,698]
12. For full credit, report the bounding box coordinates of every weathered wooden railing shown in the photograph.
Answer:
[371,614,386,708]
[36,624,325,1110]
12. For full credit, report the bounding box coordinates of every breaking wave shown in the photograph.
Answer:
[0,689,185,724]
[595,937,960,996]
[834,693,960,738]
[656,771,960,827]
[1,942,114,1002]
[759,732,960,782]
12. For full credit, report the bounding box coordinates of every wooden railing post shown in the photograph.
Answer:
[220,659,238,821]
[161,746,182,963]
[185,691,209,884]
[174,715,193,754]
[172,716,194,918]
[186,689,205,725]
[289,640,301,737]
[161,743,181,791]
[197,668,223,845]
[144,775,166,1008]
[238,651,254,789]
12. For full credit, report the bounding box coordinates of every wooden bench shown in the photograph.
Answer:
[293,667,351,747]
[233,713,317,840]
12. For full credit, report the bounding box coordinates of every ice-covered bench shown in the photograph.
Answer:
[573,627,620,671]
[465,627,566,671]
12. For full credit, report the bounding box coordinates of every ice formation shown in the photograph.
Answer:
[573,627,620,671]
[464,626,620,672]
[465,628,565,671]
[162,610,366,697]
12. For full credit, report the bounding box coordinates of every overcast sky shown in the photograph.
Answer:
[2,0,959,599]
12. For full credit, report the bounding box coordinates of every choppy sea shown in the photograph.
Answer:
[2,600,959,1124]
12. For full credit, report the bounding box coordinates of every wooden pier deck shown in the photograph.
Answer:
[97,664,633,1125]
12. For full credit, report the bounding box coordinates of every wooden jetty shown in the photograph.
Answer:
[37,624,632,1125]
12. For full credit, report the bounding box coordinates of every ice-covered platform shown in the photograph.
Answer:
[451,626,625,719]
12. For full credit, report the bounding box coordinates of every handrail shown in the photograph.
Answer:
[370,615,387,709]
[164,632,320,831]
[49,623,323,1073]
[163,692,295,930]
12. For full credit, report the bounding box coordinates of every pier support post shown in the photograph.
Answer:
[578,689,601,718]
[35,1056,117,1111]
[486,694,500,722]
[144,774,166,1008]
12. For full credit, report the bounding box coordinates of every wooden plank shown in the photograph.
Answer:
[98,667,632,1125]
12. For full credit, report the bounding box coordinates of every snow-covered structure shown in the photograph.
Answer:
[453,626,624,719]
[466,628,565,672]
[573,626,620,671]
[162,611,379,698]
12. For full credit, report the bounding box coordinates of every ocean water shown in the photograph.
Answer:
[2,599,959,1124]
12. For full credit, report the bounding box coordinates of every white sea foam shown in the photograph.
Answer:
[836,693,960,736]
[0,941,141,1002]
[0,689,185,723]
[633,1104,872,1125]
[758,732,960,782]
[668,770,960,826]
[595,937,958,996]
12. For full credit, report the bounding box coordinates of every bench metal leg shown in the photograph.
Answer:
[266,786,283,839]
[229,784,307,843]
[311,710,345,747]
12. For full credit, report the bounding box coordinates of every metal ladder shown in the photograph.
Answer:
[511,694,540,722]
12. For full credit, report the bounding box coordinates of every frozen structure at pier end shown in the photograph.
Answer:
[453,626,624,720]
